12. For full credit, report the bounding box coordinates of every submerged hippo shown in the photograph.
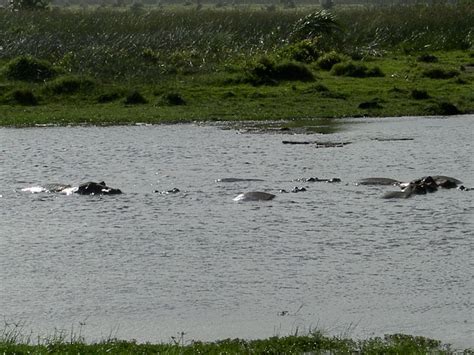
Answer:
[356,177,401,186]
[216,178,265,183]
[382,175,462,199]
[233,191,275,202]
[76,181,122,195]
[22,181,122,195]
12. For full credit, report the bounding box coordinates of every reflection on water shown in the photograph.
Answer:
[0,116,473,348]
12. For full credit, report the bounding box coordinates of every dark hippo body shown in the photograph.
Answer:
[383,175,462,199]
[22,181,122,195]
[76,181,122,195]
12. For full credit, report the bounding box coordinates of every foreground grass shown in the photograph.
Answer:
[1,332,471,354]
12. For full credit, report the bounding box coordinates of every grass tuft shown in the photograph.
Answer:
[317,51,348,70]
[425,101,462,115]
[158,92,186,106]
[46,76,95,95]
[10,89,39,106]
[244,57,315,85]
[124,91,148,105]
[410,89,430,100]
[331,62,384,77]
[422,67,460,79]
[3,56,56,82]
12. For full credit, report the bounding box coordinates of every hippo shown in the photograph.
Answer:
[295,177,341,183]
[76,181,122,195]
[382,175,462,199]
[216,178,265,183]
[356,177,401,186]
[155,187,180,194]
[233,191,275,202]
[22,181,122,195]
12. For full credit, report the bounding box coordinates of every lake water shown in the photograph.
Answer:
[0,115,473,348]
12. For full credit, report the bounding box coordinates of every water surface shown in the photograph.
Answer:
[0,115,472,348]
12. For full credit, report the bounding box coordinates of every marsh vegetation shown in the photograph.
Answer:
[0,4,472,126]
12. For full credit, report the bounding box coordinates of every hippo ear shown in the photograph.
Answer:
[99,181,106,186]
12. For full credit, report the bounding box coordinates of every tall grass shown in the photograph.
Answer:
[0,4,472,81]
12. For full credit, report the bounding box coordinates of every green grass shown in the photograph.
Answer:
[1,330,471,354]
[1,50,472,128]
[0,5,473,127]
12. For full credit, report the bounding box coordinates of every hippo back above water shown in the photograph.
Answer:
[76,181,122,195]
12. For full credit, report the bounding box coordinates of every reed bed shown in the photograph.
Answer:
[0,4,472,81]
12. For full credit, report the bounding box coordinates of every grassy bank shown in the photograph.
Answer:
[0,5,473,127]
[1,331,472,354]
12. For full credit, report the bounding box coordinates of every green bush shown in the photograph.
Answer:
[46,76,95,95]
[158,92,186,106]
[3,56,56,82]
[10,89,38,106]
[358,99,383,109]
[97,92,122,103]
[331,62,384,78]
[9,0,49,10]
[303,83,330,93]
[279,40,320,63]
[417,54,438,63]
[245,57,314,85]
[410,89,430,100]
[425,101,461,115]
[422,67,459,79]
[124,90,147,105]
[317,51,348,70]
[290,10,343,42]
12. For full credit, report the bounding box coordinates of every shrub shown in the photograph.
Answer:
[97,92,122,103]
[10,89,38,106]
[245,57,314,85]
[317,51,348,70]
[9,0,49,10]
[158,92,186,106]
[331,62,384,77]
[410,89,430,100]
[124,91,148,105]
[47,76,95,95]
[417,54,438,63]
[358,99,383,109]
[425,101,461,115]
[279,40,320,63]
[290,10,343,42]
[422,67,459,79]
[303,83,329,93]
[3,56,56,82]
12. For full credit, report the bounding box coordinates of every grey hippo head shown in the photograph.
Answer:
[233,191,275,202]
